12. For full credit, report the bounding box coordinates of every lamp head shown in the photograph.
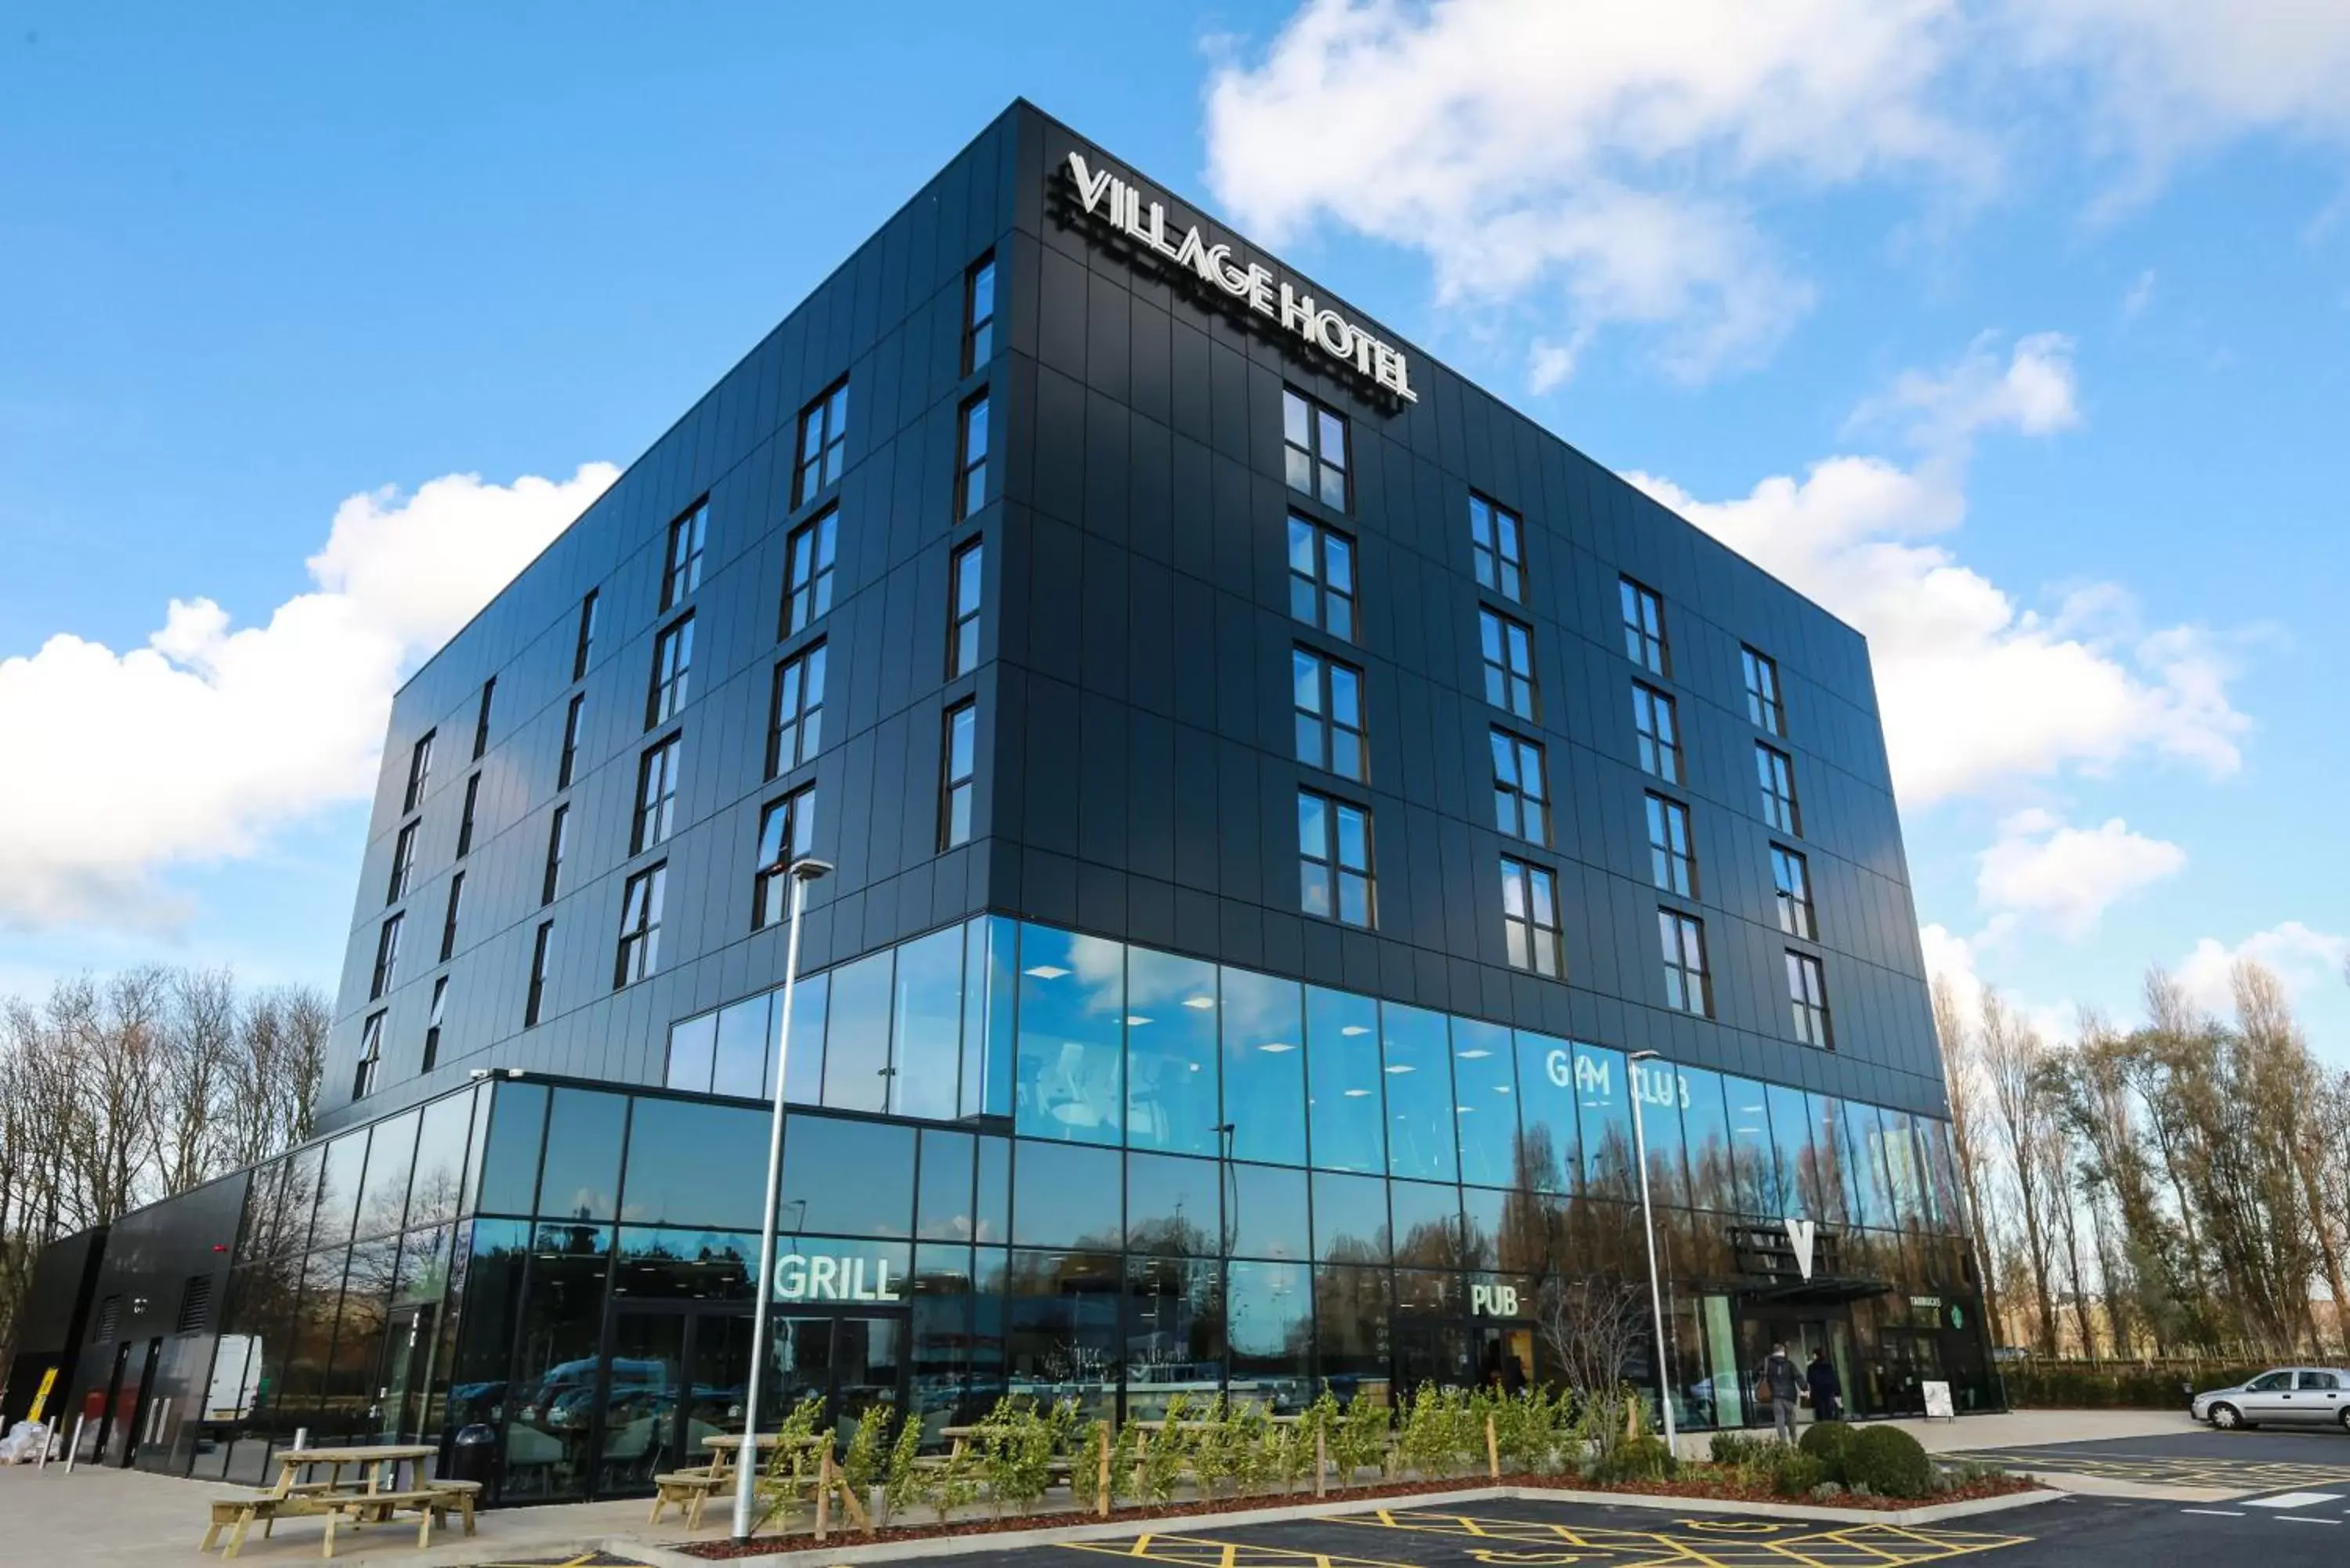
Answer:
[1628,1049,1661,1063]
[789,857,834,883]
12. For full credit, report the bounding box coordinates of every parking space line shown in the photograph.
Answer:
[2179,1508,2244,1516]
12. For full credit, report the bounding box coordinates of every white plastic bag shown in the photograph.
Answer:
[0,1419,51,1463]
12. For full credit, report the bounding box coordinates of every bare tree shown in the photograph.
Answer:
[1932,976,2005,1345]
[1981,991,2062,1356]
[153,966,240,1196]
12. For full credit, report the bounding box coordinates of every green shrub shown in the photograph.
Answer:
[1798,1419,1855,1480]
[1763,1450,1828,1497]
[1842,1425,1932,1498]
[1709,1431,1770,1468]
[882,1412,926,1519]
[1136,1393,1192,1504]
[1330,1393,1394,1487]
[1587,1433,1676,1484]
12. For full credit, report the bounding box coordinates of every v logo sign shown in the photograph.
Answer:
[1784,1217,1817,1282]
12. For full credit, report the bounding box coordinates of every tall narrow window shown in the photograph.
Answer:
[1468,495,1523,602]
[1282,387,1349,511]
[1298,789,1374,927]
[768,644,827,776]
[1490,729,1549,844]
[754,785,818,930]
[573,590,599,680]
[1632,683,1680,785]
[1292,647,1366,781]
[615,864,667,987]
[963,252,997,372]
[525,922,553,1026]
[354,1013,385,1100]
[949,540,984,677]
[646,615,694,728]
[541,804,569,907]
[559,694,586,789]
[456,773,480,858]
[1788,952,1831,1047]
[956,392,991,519]
[1743,646,1784,735]
[387,822,418,904]
[1285,515,1357,641]
[1620,578,1668,676]
[1659,910,1709,1016]
[941,700,977,848]
[421,977,448,1071]
[634,735,682,854]
[1500,857,1562,977]
[371,914,403,1002]
[472,677,496,761]
[1645,794,1695,898]
[403,731,436,814]
[439,872,465,962]
[795,380,849,507]
[663,500,708,612]
[1771,846,1816,940]
[783,511,837,635]
[1757,744,1801,834]
[1479,608,1536,720]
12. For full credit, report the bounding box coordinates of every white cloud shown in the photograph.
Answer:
[2120,268,2157,320]
[1628,334,2247,804]
[1203,0,1980,383]
[0,465,617,929]
[2177,921,2350,1018]
[1974,807,2185,937]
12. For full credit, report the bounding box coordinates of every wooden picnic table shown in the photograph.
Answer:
[649,1431,843,1534]
[201,1444,476,1559]
[270,1443,439,1498]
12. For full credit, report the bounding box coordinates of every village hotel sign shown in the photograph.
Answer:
[1065,152,1418,404]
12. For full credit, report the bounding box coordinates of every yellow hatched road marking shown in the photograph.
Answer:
[1332,1508,2029,1568]
[1058,1532,1430,1568]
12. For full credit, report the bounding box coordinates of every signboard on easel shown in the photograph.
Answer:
[1922,1379,1955,1420]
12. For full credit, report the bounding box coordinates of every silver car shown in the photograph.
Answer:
[2193,1367,2350,1430]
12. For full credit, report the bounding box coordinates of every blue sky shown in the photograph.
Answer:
[2,2,2345,1055]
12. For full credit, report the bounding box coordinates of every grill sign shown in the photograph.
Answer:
[775,1252,898,1302]
[1065,152,1418,404]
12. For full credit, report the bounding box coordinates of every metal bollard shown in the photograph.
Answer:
[64,1414,85,1475]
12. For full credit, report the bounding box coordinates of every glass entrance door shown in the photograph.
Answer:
[375,1303,439,1442]
[773,1311,907,1446]
[598,1306,759,1497]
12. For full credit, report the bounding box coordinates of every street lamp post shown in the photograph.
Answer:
[732,856,833,1541]
[1625,1049,1677,1457]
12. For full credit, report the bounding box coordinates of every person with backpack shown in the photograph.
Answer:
[1759,1343,1802,1442]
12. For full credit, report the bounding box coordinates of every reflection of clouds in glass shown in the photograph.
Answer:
[1220,967,1302,1046]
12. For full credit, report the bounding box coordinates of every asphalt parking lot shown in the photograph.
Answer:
[985,1491,2350,1568]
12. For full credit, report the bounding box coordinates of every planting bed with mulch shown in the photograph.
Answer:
[674,1468,2046,1556]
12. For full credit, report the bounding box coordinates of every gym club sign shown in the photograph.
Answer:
[1063,151,1418,404]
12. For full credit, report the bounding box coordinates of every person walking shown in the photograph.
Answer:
[1762,1343,1802,1443]
[1807,1348,1842,1422]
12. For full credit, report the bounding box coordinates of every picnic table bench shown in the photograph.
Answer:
[648,1431,829,1530]
[197,1445,478,1559]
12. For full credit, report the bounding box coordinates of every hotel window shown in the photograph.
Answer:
[1297,789,1374,927]
[615,863,667,988]
[1500,856,1562,977]
[525,922,553,1026]
[403,730,435,814]
[572,590,598,680]
[783,510,837,635]
[1771,846,1816,940]
[1620,577,1668,676]
[949,539,984,677]
[941,700,977,848]
[1479,608,1536,720]
[963,252,997,372]
[1757,743,1801,834]
[1282,387,1349,511]
[794,379,849,507]
[1788,952,1832,1047]
[646,614,693,728]
[1645,793,1695,898]
[371,914,403,1002]
[541,804,569,906]
[439,872,465,963]
[1743,646,1784,735]
[472,677,495,761]
[662,500,708,612]
[768,644,827,776]
[1292,647,1366,782]
[754,785,817,930]
[456,773,479,858]
[353,1013,384,1100]
[1490,729,1549,844]
[421,977,447,1072]
[1658,909,1709,1016]
[1286,515,1357,641]
[559,694,586,789]
[956,392,991,519]
[1632,683,1680,785]
[386,822,418,904]
[633,734,682,854]
[1469,494,1524,602]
